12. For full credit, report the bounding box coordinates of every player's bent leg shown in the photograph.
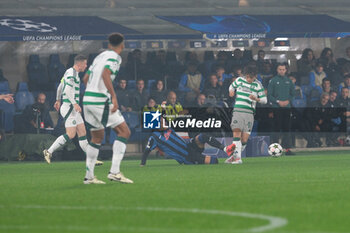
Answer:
[84,129,104,183]
[43,129,76,164]
[225,129,242,164]
[196,133,236,157]
[108,122,133,184]
[76,123,88,152]
[76,124,103,166]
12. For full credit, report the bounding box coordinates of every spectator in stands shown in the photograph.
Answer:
[268,63,295,155]
[185,51,199,65]
[309,62,327,89]
[338,74,350,97]
[213,51,229,71]
[258,61,274,88]
[164,91,183,120]
[215,66,232,87]
[329,90,338,108]
[288,73,304,99]
[195,93,206,107]
[150,80,167,105]
[202,73,221,100]
[19,93,53,133]
[231,66,243,79]
[321,78,333,94]
[142,97,161,113]
[337,87,350,132]
[116,78,131,112]
[242,50,254,66]
[297,48,316,80]
[256,50,267,72]
[230,49,244,67]
[307,93,333,146]
[318,48,337,78]
[125,49,146,80]
[130,79,149,112]
[179,61,204,103]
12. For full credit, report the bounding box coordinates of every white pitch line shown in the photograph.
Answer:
[0,205,288,232]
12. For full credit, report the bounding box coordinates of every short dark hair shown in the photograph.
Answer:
[136,79,144,83]
[244,65,258,77]
[108,33,124,47]
[322,77,330,83]
[276,63,287,69]
[74,54,87,63]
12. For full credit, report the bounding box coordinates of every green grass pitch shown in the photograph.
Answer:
[1,151,350,233]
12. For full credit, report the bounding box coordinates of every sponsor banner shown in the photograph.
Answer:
[0,16,139,41]
[141,107,347,133]
[158,15,350,38]
[142,108,232,133]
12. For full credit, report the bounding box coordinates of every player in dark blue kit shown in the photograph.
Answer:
[140,128,236,165]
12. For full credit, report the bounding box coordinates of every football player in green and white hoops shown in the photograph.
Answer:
[82,33,133,184]
[226,65,267,164]
[43,55,103,166]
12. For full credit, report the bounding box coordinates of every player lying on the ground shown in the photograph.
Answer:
[225,65,267,164]
[42,55,102,166]
[140,126,236,166]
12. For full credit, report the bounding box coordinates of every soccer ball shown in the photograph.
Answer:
[268,143,283,157]
[345,136,350,146]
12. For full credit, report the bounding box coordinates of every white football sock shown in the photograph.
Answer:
[48,134,68,154]
[110,138,127,174]
[78,136,88,153]
[85,143,100,180]
[233,139,242,160]
[241,143,247,153]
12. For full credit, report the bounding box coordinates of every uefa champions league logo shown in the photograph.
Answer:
[0,18,57,32]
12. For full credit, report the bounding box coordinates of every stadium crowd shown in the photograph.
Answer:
[0,46,349,148]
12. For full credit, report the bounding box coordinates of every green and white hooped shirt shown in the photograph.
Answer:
[83,50,121,106]
[229,76,266,115]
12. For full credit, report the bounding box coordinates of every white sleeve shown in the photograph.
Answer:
[259,96,267,104]
[65,78,77,105]
[56,82,63,100]
[229,83,235,93]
